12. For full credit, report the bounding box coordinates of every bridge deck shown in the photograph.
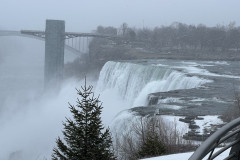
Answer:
[20,30,115,39]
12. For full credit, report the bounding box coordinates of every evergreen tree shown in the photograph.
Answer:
[137,117,166,159]
[52,81,115,160]
[137,133,166,158]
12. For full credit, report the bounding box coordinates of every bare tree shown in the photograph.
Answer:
[114,116,196,160]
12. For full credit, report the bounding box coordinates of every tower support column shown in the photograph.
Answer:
[44,20,65,89]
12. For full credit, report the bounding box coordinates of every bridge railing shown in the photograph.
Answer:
[189,117,240,160]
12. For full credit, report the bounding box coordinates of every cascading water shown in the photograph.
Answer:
[96,61,212,107]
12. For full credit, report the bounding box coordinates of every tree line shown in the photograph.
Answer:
[93,22,240,53]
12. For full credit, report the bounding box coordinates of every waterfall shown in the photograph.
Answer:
[96,61,212,107]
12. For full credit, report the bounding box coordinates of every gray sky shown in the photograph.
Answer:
[0,0,240,32]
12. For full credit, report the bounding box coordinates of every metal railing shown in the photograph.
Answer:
[189,117,240,160]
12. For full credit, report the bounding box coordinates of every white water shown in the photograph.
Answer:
[97,61,212,107]
[0,37,214,160]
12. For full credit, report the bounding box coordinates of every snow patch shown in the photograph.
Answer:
[141,148,230,160]
[159,105,183,110]
[158,97,184,104]
[194,115,224,134]
[160,115,189,136]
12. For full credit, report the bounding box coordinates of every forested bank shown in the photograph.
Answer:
[91,22,240,53]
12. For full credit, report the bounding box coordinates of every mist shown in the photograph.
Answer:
[0,36,128,160]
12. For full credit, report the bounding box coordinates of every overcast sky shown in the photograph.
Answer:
[0,0,240,32]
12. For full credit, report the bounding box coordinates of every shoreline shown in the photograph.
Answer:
[126,48,240,61]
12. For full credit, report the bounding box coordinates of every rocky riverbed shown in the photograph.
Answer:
[127,59,240,140]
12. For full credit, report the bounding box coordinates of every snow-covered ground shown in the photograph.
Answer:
[195,115,224,134]
[141,148,230,160]
[160,115,224,136]
[160,115,189,135]
[111,112,225,139]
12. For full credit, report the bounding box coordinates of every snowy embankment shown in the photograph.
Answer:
[111,111,224,137]
[141,148,230,160]
[110,112,226,160]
